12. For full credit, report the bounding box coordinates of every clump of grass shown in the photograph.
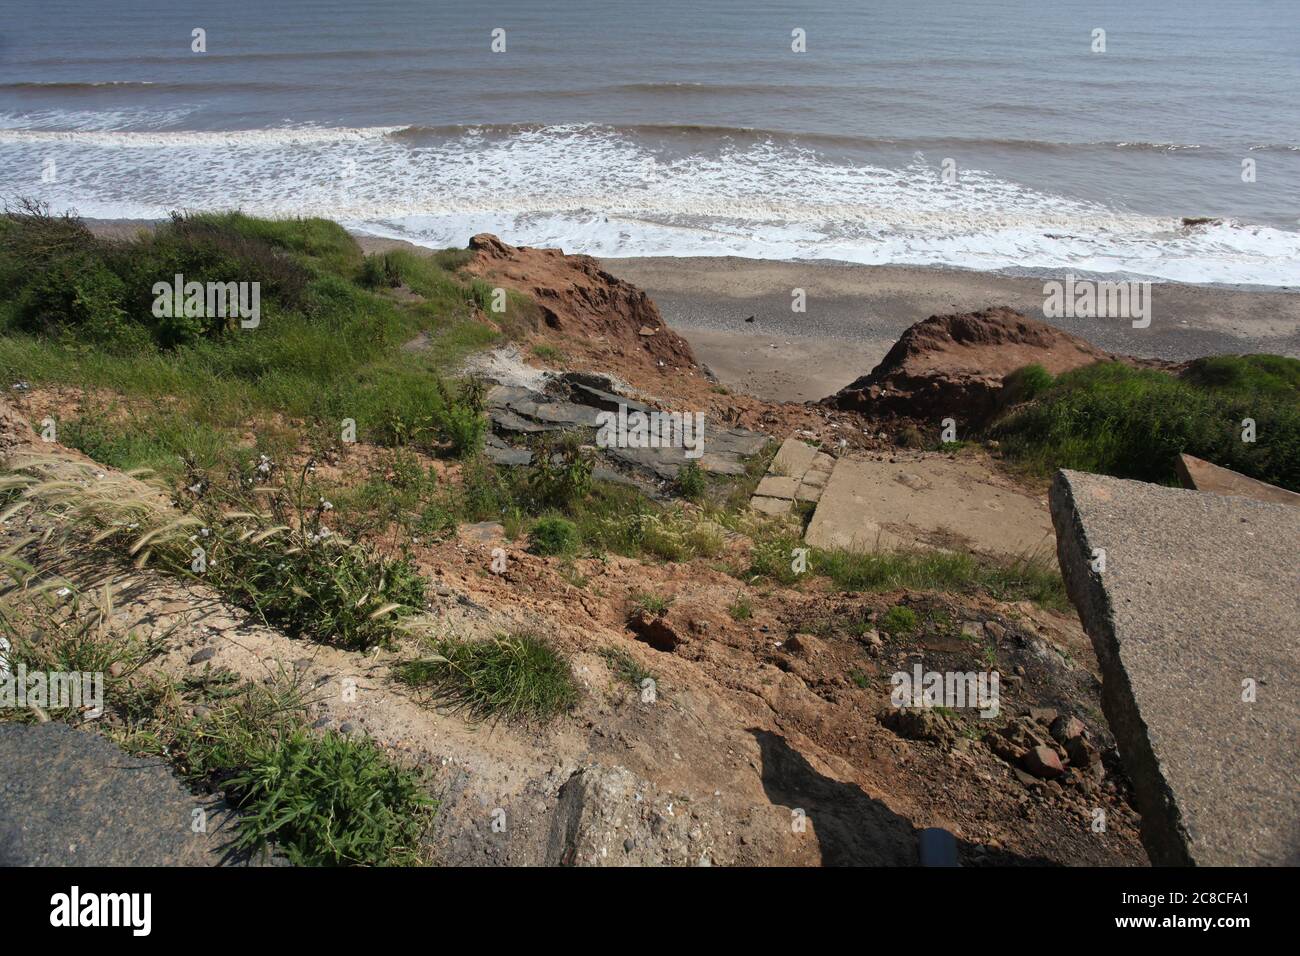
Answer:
[396,632,578,722]
[879,605,919,637]
[531,343,566,364]
[1001,363,1055,407]
[115,673,432,866]
[849,669,873,689]
[811,547,1068,610]
[528,515,580,556]
[727,593,753,621]
[598,646,657,691]
[629,591,673,617]
[0,456,427,650]
[675,461,706,501]
[0,553,164,723]
[226,729,434,867]
[992,359,1300,491]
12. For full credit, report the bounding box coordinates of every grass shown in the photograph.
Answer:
[528,515,580,556]
[727,593,753,621]
[629,591,673,617]
[992,358,1300,491]
[395,632,578,722]
[0,549,433,866]
[225,729,434,866]
[116,671,433,866]
[734,511,1069,609]
[0,553,165,723]
[531,343,566,364]
[598,646,657,692]
[878,605,919,637]
[0,455,427,650]
[0,204,501,484]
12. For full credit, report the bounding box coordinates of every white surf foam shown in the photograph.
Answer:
[1,123,1297,286]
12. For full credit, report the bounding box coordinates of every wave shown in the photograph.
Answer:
[0,120,1253,155]
[1,120,1296,286]
[1,80,316,94]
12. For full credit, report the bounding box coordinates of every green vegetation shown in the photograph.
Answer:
[531,343,566,364]
[117,671,432,866]
[226,729,433,867]
[992,358,1300,491]
[396,632,578,722]
[528,515,580,556]
[727,593,753,621]
[878,605,919,637]
[674,461,706,501]
[598,646,657,692]
[0,555,165,723]
[629,591,673,617]
[736,513,1066,608]
[0,203,499,482]
[1000,362,1055,407]
[0,459,426,650]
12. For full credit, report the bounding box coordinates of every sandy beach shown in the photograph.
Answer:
[602,256,1300,402]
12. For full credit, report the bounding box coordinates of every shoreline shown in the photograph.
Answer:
[82,219,1300,404]
[601,255,1300,402]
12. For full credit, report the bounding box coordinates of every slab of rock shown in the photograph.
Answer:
[1050,469,1300,865]
[1175,453,1300,507]
[0,723,259,866]
[804,455,1054,556]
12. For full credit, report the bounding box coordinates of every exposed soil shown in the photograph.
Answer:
[0,238,1155,866]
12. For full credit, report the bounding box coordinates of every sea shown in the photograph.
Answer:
[2,0,1298,285]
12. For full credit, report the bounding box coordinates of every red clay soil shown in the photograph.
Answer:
[827,307,1113,427]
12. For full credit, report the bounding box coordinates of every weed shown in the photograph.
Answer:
[396,632,578,722]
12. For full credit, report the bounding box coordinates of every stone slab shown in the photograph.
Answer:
[750,495,793,516]
[1175,454,1300,507]
[755,475,800,500]
[1050,469,1300,866]
[804,455,1054,556]
[771,437,819,478]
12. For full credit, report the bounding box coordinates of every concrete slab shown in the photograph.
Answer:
[771,437,818,478]
[804,455,1054,556]
[795,482,824,503]
[1175,454,1300,507]
[750,495,793,516]
[1050,469,1300,865]
[755,475,800,499]
[0,723,266,866]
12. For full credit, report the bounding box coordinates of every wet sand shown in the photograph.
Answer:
[601,256,1300,402]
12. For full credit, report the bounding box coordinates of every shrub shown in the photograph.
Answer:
[527,434,594,511]
[528,515,579,556]
[675,461,706,500]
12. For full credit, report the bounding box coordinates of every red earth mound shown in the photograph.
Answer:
[466,233,697,374]
[827,307,1112,427]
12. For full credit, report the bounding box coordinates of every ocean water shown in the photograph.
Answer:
[2,0,1298,284]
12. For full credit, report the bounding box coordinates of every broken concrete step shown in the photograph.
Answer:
[750,495,793,516]
[1050,469,1300,866]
